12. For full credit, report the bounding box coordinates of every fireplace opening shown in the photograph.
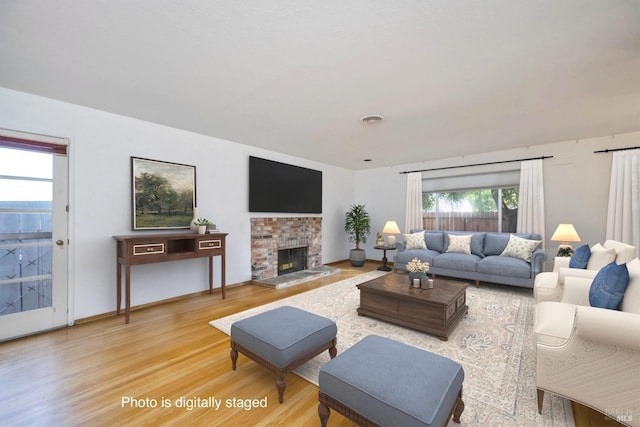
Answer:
[278,246,308,276]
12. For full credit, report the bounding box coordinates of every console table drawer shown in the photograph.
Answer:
[199,239,222,250]
[133,243,165,255]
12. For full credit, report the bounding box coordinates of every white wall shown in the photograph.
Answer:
[0,87,355,320]
[355,131,640,270]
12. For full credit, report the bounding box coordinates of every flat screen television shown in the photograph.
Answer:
[249,156,322,213]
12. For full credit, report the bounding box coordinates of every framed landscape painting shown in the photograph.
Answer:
[131,157,196,230]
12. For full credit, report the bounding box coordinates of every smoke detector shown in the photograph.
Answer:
[360,114,384,125]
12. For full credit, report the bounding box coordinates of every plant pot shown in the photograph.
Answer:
[408,272,427,287]
[349,249,366,267]
[197,225,206,234]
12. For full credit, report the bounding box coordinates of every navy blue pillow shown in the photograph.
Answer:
[589,262,630,309]
[569,244,591,269]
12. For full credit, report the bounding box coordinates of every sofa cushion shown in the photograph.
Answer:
[500,234,541,262]
[586,243,616,270]
[425,232,445,253]
[569,244,591,269]
[483,233,511,256]
[477,255,532,279]
[396,248,440,265]
[446,234,472,254]
[621,258,640,314]
[404,232,427,250]
[470,232,486,258]
[589,262,630,310]
[432,252,480,272]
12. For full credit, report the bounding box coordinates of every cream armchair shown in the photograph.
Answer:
[534,258,640,426]
[534,240,637,303]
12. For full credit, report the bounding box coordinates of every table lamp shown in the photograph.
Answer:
[382,220,401,246]
[550,223,581,256]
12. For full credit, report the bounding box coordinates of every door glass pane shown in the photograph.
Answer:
[0,147,53,316]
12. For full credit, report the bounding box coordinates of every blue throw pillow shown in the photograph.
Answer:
[589,262,630,309]
[569,244,591,269]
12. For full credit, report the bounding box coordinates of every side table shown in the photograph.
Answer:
[374,245,396,271]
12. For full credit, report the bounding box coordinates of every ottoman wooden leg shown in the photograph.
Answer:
[230,343,238,370]
[276,375,286,404]
[318,401,330,427]
[329,341,337,359]
[452,387,464,423]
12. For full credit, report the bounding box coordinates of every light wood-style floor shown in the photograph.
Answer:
[0,261,620,426]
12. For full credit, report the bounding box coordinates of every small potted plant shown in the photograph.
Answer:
[193,218,211,234]
[344,204,371,267]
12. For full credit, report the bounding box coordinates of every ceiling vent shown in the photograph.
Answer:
[360,114,384,125]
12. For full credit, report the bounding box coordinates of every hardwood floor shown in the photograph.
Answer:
[0,261,618,426]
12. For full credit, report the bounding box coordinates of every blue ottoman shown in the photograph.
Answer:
[230,306,337,403]
[319,335,464,427]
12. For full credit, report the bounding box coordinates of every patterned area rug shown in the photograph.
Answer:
[210,271,574,426]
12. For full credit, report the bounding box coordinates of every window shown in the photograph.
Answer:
[0,146,54,316]
[422,187,519,233]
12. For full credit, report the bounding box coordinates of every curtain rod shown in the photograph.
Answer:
[594,146,640,153]
[399,155,553,174]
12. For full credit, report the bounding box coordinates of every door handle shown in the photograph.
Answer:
[56,240,64,246]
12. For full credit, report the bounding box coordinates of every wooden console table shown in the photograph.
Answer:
[113,232,228,323]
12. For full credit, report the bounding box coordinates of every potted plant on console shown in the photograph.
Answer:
[193,218,211,234]
[344,204,371,267]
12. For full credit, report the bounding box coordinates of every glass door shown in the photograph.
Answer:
[0,134,68,341]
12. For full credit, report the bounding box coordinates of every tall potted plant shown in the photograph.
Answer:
[344,204,371,267]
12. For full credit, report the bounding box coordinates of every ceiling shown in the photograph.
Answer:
[1,1,639,170]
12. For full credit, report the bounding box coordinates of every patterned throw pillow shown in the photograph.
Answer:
[589,261,630,309]
[403,232,427,250]
[447,234,472,254]
[500,234,541,262]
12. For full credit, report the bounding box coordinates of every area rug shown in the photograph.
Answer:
[210,271,574,426]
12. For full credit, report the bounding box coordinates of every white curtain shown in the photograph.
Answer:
[405,172,423,233]
[606,149,640,255]
[517,159,546,244]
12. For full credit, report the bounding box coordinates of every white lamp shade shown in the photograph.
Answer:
[381,220,401,246]
[550,224,581,243]
[382,221,401,235]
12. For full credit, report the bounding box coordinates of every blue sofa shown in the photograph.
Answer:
[393,230,547,288]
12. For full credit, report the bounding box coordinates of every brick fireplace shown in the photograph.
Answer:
[250,217,322,280]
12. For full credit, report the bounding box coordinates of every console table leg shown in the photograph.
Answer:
[125,264,131,324]
[221,254,226,299]
[116,261,122,315]
[209,256,213,294]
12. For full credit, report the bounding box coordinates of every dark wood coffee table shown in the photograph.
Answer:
[357,273,468,340]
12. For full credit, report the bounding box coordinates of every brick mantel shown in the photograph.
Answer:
[250,217,322,280]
